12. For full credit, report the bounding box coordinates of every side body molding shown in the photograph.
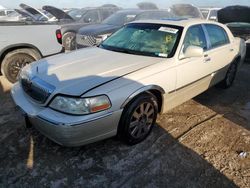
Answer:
[121,85,165,109]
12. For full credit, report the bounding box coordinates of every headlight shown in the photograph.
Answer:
[49,95,111,115]
[96,34,111,45]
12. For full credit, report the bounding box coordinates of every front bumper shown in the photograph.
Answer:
[11,83,123,147]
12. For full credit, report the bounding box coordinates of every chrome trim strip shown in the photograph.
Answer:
[169,64,231,94]
[168,73,212,94]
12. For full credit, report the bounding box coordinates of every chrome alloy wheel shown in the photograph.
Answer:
[128,102,155,139]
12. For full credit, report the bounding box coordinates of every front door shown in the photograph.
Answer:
[176,24,210,89]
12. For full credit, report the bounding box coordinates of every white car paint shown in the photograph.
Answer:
[11,19,246,146]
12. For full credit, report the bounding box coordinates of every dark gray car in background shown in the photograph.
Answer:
[56,5,120,51]
[76,9,175,49]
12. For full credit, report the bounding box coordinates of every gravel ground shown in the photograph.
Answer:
[0,64,249,188]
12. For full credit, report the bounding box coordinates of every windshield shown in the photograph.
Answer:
[100,23,182,58]
[102,12,138,26]
[68,9,87,21]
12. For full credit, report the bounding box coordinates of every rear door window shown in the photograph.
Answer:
[205,24,229,48]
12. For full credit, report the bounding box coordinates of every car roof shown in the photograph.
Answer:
[200,8,221,10]
[114,9,173,16]
[115,9,145,14]
[130,18,222,27]
[80,6,119,11]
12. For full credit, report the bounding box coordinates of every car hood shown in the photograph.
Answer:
[218,6,250,24]
[78,24,121,36]
[19,3,49,21]
[14,9,35,20]
[28,47,163,96]
[42,5,74,21]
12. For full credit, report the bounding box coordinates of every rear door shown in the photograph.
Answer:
[203,24,234,75]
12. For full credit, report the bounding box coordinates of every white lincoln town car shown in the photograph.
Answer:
[11,19,246,146]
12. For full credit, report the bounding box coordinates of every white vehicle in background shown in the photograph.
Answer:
[0,22,64,83]
[200,8,221,21]
[0,5,14,16]
[0,10,26,22]
[0,9,15,17]
[0,4,77,83]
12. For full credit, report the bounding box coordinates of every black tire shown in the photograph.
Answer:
[217,60,238,89]
[118,93,158,145]
[62,32,76,51]
[1,48,41,83]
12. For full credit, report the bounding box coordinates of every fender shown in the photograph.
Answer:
[0,43,43,60]
[121,85,165,109]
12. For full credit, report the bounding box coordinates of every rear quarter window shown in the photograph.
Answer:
[205,24,230,48]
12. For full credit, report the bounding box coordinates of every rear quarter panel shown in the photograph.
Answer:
[0,24,62,57]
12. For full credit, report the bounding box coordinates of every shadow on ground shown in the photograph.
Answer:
[195,63,250,131]
[0,122,238,187]
[1,64,250,187]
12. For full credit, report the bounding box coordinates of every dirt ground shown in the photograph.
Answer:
[0,64,250,188]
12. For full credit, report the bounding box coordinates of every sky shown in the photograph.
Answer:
[0,0,250,9]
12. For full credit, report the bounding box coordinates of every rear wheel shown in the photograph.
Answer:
[118,93,158,145]
[218,60,238,89]
[62,32,76,51]
[1,48,41,83]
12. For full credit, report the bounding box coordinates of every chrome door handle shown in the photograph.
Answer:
[230,49,234,52]
[204,58,211,62]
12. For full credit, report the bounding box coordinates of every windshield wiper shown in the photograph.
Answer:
[100,44,135,54]
[100,44,164,58]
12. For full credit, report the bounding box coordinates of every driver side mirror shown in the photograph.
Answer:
[182,46,204,59]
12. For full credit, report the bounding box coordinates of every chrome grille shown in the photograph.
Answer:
[21,76,55,104]
[77,34,97,47]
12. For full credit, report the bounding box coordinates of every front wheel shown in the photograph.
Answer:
[118,93,158,145]
[1,48,41,83]
[217,60,238,89]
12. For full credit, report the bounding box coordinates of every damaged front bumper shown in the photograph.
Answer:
[11,83,123,147]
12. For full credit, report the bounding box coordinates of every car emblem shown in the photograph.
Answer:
[82,36,87,40]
